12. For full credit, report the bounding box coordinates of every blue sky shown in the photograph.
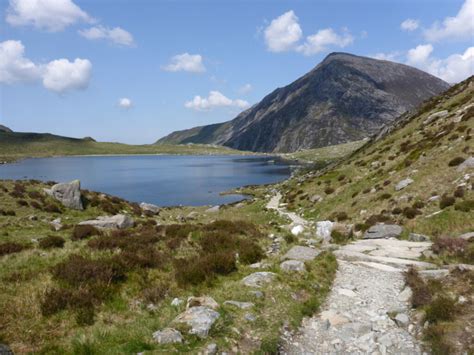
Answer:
[1,0,473,144]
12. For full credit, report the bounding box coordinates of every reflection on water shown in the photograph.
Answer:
[0,155,292,206]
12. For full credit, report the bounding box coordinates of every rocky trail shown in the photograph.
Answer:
[267,193,442,354]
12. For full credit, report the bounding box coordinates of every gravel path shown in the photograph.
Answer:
[266,192,307,226]
[281,239,436,354]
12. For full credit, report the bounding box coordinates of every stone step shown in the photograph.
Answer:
[355,261,402,273]
[334,250,437,270]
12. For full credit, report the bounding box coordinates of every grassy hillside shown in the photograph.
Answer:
[0,131,251,162]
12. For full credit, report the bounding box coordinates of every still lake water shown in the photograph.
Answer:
[0,155,292,206]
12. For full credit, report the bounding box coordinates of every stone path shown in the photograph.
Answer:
[281,238,438,354]
[267,192,307,226]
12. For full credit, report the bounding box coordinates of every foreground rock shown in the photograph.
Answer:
[364,224,403,239]
[152,328,183,344]
[140,202,160,215]
[174,306,220,338]
[242,272,276,287]
[79,214,134,229]
[186,296,219,310]
[282,246,321,261]
[44,180,83,210]
[280,260,306,273]
[457,156,474,171]
[316,221,334,242]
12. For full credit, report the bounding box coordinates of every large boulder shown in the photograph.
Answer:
[44,180,83,210]
[152,328,183,344]
[140,202,160,215]
[316,221,334,242]
[242,272,276,287]
[79,214,134,229]
[363,224,403,239]
[282,245,321,261]
[173,306,220,338]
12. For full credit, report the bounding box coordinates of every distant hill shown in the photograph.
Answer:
[0,131,248,160]
[0,125,12,133]
[157,52,450,153]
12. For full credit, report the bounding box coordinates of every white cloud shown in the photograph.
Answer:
[118,97,133,109]
[6,0,92,32]
[162,53,205,73]
[79,26,135,47]
[424,0,474,41]
[406,44,474,83]
[264,10,302,52]
[406,44,433,66]
[0,40,41,84]
[43,58,92,93]
[238,83,253,94]
[297,28,353,56]
[370,51,402,61]
[185,91,250,111]
[401,18,419,31]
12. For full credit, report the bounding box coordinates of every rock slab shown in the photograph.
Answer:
[242,272,276,287]
[79,214,134,229]
[364,224,403,239]
[282,246,321,261]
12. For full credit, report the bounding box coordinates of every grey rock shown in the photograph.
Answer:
[456,156,474,172]
[459,232,474,242]
[398,287,412,302]
[395,178,414,191]
[394,313,409,327]
[280,260,306,272]
[44,180,83,210]
[363,224,403,239]
[174,306,220,338]
[152,328,183,344]
[409,233,429,242]
[205,205,220,213]
[205,343,218,355]
[224,301,254,309]
[140,202,160,215]
[249,290,264,299]
[244,313,257,322]
[423,110,448,124]
[0,344,13,355]
[310,194,322,203]
[242,272,276,287]
[186,296,219,310]
[316,221,334,242]
[50,218,63,231]
[79,214,134,229]
[419,269,449,280]
[171,298,183,307]
[282,245,321,261]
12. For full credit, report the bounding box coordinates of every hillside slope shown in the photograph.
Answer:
[280,76,474,237]
[0,125,12,133]
[158,53,449,153]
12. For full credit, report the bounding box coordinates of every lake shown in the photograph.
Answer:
[0,155,292,206]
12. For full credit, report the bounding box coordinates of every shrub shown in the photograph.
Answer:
[30,201,42,210]
[403,207,421,219]
[39,235,66,249]
[454,199,474,212]
[174,257,208,287]
[333,211,348,222]
[405,267,432,307]
[379,193,392,200]
[238,239,263,264]
[448,157,465,166]
[331,229,351,244]
[142,282,169,304]
[0,242,27,257]
[392,207,402,215]
[72,225,101,241]
[16,199,29,207]
[75,307,95,326]
[51,255,126,287]
[28,190,43,200]
[453,187,465,198]
[284,234,296,244]
[412,201,425,209]
[365,214,392,227]
[324,187,335,195]
[354,223,369,232]
[114,247,166,270]
[439,196,456,209]
[43,203,62,213]
[0,209,16,216]
[40,288,71,316]
[432,237,467,256]
[424,296,457,323]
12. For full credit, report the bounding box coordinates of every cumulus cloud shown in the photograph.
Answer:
[79,26,135,46]
[406,44,434,66]
[264,10,302,52]
[118,97,133,109]
[424,0,474,41]
[297,28,353,56]
[6,0,92,32]
[263,10,353,55]
[0,40,41,84]
[42,58,92,93]
[400,19,419,31]
[162,53,205,73]
[185,91,250,111]
[406,44,473,83]
[0,40,92,93]
[238,83,253,94]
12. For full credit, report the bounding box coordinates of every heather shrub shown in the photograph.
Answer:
[405,267,432,307]
[439,196,455,209]
[432,237,468,257]
[425,296,457,323]
[72,225,101,241]
[324,187,335,195]
[454,199,474,212]
[0,242,27,257]
[39,235,65,249]
[448,157,465,166]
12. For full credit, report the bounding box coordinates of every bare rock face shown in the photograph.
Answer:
[157,52,449,153]
[79,214,134,229]
[363,224,403,239]
[44,180,83,210]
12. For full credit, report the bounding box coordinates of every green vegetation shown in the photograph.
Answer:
[0,131,251,162]
[280,140,366,164]
[0,179,336,353]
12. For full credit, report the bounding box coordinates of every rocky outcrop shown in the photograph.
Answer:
[140,202,160,215]
[79,214,134,229]
[173,306,220,338]
[44,180,83,210]
[363,224,403,239]
[152,328,183,344]
[157,53,449,153]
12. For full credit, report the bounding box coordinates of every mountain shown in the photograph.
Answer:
[157,52,450,153]
[0,125,12,133]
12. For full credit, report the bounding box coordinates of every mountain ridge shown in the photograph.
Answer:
[157,52,450,152]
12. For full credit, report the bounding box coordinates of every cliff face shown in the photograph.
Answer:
[158,53,450,153]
